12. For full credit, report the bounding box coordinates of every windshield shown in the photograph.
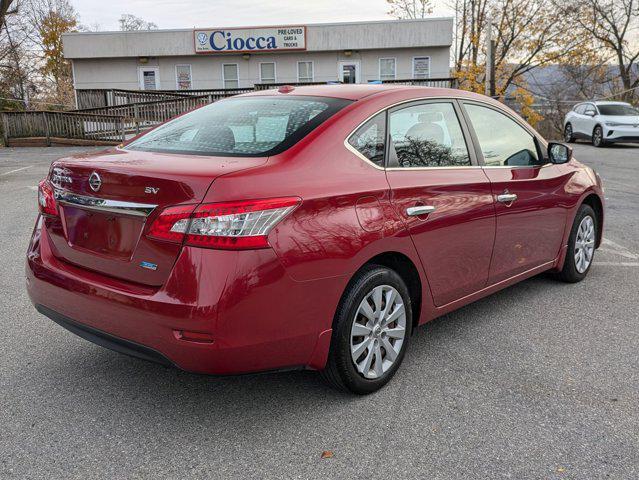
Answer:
[126,96,351,157]
[598,104,639,116]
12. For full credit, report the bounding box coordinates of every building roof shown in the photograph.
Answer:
[63,17,453,59]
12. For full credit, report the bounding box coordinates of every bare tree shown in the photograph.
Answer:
[560,0,639,101]
[119,13,158,31]
[386,0,433,19]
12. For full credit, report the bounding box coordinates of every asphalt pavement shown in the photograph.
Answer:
[1,143,638,479]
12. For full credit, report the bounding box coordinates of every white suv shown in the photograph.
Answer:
[564,101,639,147]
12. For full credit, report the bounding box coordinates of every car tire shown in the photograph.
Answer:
[321,265,412,394]
[556,204,598,283]
[564,123,575,143]
[592,125,606,147]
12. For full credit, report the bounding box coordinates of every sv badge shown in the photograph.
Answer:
[144,187,160,194]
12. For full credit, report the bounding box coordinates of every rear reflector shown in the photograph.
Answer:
[38,180,58,216]
[174,330,215,343]
[146,197,301,250]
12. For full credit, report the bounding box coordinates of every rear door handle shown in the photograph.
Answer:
[406,205,436,216]
[496,193,518,203]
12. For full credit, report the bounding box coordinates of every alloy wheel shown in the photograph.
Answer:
[564,125,572,142]
[350,285,407,379]
[593,127,602,146]
[574,215,595,273]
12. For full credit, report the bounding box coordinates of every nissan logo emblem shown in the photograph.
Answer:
[89,172,102,192]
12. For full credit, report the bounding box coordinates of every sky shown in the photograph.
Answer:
[72,0,454,31]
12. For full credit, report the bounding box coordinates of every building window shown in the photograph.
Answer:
[175,64,192,90]
[379,58,396,81]
[297,61,313,82]
[223,64,239,89]
[260,62,276,84]
[412,57,431,79]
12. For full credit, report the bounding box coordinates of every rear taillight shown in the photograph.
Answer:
[147,197,300,250]
[147,205,196,243]
[38,180,58,216]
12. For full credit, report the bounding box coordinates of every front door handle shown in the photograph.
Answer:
[496,193,518,203]
[406,205,436,216]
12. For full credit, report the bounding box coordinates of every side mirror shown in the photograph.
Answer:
[585,110,596,117]
[548,142,572,164]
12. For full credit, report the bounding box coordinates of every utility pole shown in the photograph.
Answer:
[485,15,496,98]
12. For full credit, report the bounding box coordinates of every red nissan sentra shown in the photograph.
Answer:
[27,85,604,394]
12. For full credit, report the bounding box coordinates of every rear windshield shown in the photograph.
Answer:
[125,96,351,157]
[597,104,639,116]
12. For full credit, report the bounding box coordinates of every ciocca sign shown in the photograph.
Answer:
[194,26,306,54]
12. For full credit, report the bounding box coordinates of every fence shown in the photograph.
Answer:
[8,78,460,144]
[381,77,459,88]
[78,95,212,134]
[2,111,125,146]
[76,87,254,109]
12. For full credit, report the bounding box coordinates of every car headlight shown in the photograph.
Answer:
[605,121,622,126]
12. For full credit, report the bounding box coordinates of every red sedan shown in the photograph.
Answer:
[27,85,604,394]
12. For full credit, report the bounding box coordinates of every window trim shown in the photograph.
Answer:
[412,56,431,79]
[222,63,239,89]
[259,61,276,83]
[175,64,192,90]
[378,57,397,81]
[458,99,547,168]
[297,61,314,82]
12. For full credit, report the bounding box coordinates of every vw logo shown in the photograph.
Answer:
[88,172,102,192]
[197,32,207,45]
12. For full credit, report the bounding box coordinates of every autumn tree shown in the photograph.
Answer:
[22,0,78,106]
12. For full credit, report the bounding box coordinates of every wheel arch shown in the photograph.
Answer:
[358,251,423,332]
[581,193,604,248]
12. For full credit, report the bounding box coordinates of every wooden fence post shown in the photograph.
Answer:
[42,112,51,146]
[1,113,9,147]
[134,104,140,134]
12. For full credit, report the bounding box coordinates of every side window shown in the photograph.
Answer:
[348,112,386,167]
[584,103,597,115]
[574,104,585,115]
[388,102,471,168]
[465,104,541,167]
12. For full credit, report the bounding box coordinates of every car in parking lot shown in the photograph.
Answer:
[564,100,639,147]
[27,85,604,394]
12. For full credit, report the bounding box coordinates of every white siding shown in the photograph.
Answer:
[72,47,451,90]
[63,18,453,59]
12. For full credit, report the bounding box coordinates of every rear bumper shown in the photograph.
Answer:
[26,217,343,374]
[36,304,176,368]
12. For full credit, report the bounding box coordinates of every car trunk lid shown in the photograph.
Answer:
[45,148,267,286]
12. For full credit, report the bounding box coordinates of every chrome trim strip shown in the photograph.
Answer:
[54,190,157,218]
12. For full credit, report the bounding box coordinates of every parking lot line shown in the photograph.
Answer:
[0,165,33,176]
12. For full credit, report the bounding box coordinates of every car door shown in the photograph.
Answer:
[385,100,496,307]
[460,101,570,284]
[569,104,586,136]
[582,103,598,138]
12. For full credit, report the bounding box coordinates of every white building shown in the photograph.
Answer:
[63,18,453,92]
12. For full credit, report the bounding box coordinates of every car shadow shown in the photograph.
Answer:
[39,273,566,418]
